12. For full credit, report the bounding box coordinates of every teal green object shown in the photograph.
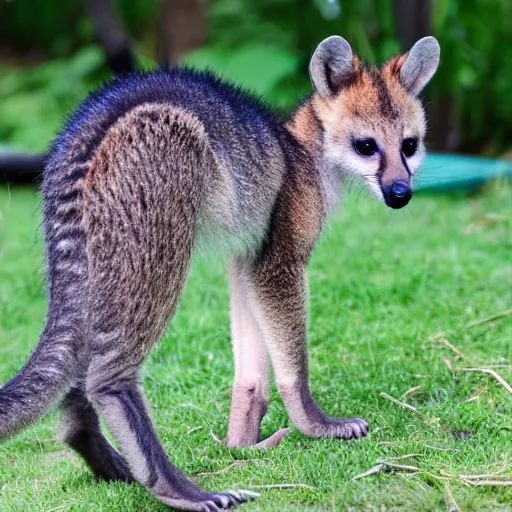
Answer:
[414,153,512,192]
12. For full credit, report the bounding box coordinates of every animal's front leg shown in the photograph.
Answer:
[248,260,369,440]
[227,257,290,448]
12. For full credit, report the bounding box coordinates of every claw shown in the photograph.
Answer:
[217,495,231,508]
[158,488,259,510]
[204,500,221,512]
[226,491,244,504]
[239,489,260,500]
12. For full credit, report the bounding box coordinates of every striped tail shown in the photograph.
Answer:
[0,328,79,438]
[0,157,88,439]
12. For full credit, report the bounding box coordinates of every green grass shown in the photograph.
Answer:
[0,183,511,511]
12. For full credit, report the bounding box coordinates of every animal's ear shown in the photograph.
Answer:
[400,36,440,96]
[309,36,355,97]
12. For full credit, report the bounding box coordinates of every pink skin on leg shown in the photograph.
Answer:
[226,258,271,447]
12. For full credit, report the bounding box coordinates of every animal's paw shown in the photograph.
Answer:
[158,489,259,511]
[307,417,369,440]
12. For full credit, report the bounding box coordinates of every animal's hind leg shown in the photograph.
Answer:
[81,103,258,508]
[83,266,258,509]
[86,361,257,511]
[60,386,134,482]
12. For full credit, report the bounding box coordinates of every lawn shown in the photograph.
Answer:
[0,183,511,511]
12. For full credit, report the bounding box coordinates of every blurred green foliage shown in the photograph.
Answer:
[0,0,510,153]
[0,0,158,56]
[430,0,512,151]
[0,47,106,151]
[184,0,404,108]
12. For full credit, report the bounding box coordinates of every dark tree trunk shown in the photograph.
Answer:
[83,0,137,74]
[0,0,138,183]
[392,0,457,151]
[392,0,432,49]
[157,0,208,65]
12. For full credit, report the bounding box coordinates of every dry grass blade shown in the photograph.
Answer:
[350,457,512,487]
[380,392,421,414]
[250,483,317,491]
[380,454,424,461]
[355,459,449,483]
[378,460,421,472]
[210,431,224,445]
[462,394,480,403]
[442,355,454,374]
[483,213,510,222]
[352,464,385,481]
[444,483,462,512]
[459,368,512,394]
[467,307,512,328]
[461,473,510,480]
[441,465,510,480]
[402,385,423,398]
[432,337,476,364]
[462,479,512,486]
[424,445,461,452]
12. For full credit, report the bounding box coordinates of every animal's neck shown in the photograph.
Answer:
[286,97,343,214]
[286,100,322,152]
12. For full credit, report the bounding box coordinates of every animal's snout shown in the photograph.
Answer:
[382,180,412,209]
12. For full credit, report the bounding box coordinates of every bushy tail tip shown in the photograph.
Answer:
[0,329,77,440]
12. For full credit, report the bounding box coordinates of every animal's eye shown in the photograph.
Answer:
[354,138,378,157]
[402,137,418,157]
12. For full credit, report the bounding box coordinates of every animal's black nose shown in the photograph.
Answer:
[384,181,412,209]
[391,181,411,199]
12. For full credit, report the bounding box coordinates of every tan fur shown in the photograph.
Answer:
[287,102,322,151]
[288,181,324,251]
[313,66,425,148]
